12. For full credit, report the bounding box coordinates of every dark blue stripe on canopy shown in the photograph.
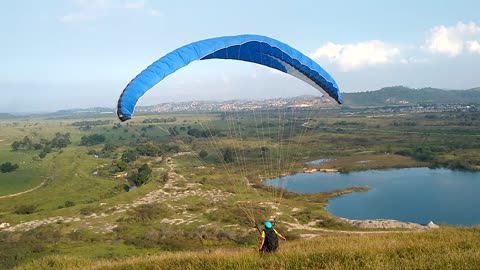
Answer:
[117,34,341,121]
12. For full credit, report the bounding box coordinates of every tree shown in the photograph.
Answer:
[0,162,19,173]
[11,141,20,151]
[49,132,71,148]
[100,142,116,157]
[187,128,208,138]
[199,150,208,159]
[168,126,178,136]
[121,150,138,163]
[136,143,163,157]
[38,151,47,159]
[22,136,32,150]
[129,164,152,186]
[111,160,128,173]
[223,147,234,163]
[80,134,106,146]
[33,143,43,150]
[261,146,269,157]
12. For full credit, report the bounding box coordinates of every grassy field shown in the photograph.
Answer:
[14,227,480,270]
[0,109,479,269]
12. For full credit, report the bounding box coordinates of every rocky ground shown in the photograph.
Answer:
[340,218,439,230]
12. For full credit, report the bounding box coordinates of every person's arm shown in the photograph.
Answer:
[259,231,265,251]
[274,228,286,240]
[259,237,265,250]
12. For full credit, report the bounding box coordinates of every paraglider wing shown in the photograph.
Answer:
[117,34,341,121]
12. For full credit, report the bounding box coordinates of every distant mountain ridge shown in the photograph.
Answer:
[342,86,480,107]
[47,107,115,116]
[0,113,16,119]
[2,87,480,118]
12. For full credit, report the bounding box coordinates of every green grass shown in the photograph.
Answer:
[1,110,480,269]
[0,133,47,196]
[14,227,480,270]
[0,146,121,222]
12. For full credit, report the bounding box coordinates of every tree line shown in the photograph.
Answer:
[11,133,72,159]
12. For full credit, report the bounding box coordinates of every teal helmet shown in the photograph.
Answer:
[264,221,272,228]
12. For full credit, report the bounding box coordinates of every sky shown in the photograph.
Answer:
[2,0,480,113]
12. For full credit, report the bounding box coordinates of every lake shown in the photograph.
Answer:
[264,167,480,226]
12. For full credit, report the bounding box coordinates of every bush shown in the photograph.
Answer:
[223,147,234,163]
[121,150,138,163]
[38,151,48,159]
[64,201,75,207]
[129,164,152,186]
[199,150,208,159]
[129,204,164,222]
[79,206,98,216]
[0,230,47,269]
[111,160,128,173]
[14,204,37,215]
[79,134,106,146]
[0,162,19,173]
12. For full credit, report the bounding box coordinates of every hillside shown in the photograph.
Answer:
[15,227,480,270]
[2,97,480,269]
[343,86,480,107]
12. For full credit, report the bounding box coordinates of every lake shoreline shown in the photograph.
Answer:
[264,164,480,228]
[338,217,439,230]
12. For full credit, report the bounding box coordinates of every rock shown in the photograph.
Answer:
[427,221,439,228]
[340,218,436,230]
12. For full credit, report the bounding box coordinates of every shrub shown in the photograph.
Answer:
[79,134,106,146]
[0,162,19,173]
[79,206,99,216]
[64,201,75,207]
[128,164,152,186]
[14,204,37,215]
[199,150,208,159]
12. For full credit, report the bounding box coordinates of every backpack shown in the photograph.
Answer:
[263,228,279,252]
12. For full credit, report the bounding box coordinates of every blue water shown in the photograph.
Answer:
[264,167,480,226]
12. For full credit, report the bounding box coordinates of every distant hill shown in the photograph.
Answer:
[44,107,115,118]
[3,87,479,118]
[0,113,16,119]
[343,86,480,107]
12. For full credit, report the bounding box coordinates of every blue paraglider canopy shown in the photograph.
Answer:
[117,34,341,121]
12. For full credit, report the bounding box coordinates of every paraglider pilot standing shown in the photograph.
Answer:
[259,221,286,253]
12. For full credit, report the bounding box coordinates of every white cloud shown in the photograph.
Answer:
[427,22,480,56]
[124,0,145,9]
[468,41,480,54]
[311,40,400,71]
[61,0,159,23]
[148,9,161,17]
[308,21,480,72]
[61,0,113,22]
[61,13,90,23]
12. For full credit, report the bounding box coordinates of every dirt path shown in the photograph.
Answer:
[0,177,50,199]
[1,153,231,232]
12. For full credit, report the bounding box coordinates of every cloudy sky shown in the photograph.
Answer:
[2,0,480,112]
